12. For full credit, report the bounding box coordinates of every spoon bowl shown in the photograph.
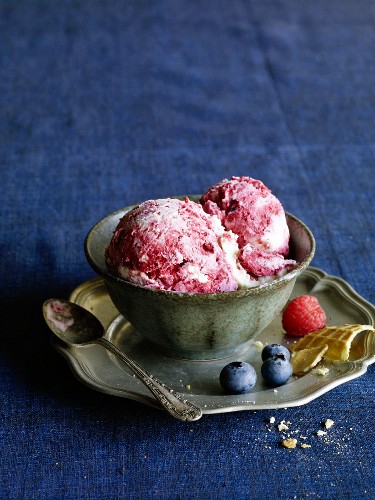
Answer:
[43,298,103,345]
[43,299,202,422]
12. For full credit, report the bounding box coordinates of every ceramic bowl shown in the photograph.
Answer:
[85,199,315,360]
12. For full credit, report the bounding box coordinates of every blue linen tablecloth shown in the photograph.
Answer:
[1,1,374,498]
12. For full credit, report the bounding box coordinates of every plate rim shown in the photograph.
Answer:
[51,266,375,414]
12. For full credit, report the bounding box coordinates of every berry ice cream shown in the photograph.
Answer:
[105,197,251,293]
[199,176,295,278]
[199,176,289,254]
[106,177,296,292]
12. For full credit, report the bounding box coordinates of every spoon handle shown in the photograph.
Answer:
[97,338,202,422]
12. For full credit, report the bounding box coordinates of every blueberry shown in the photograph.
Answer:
[219,361,257,395]
[261,355,292,387]
[261,343,290,362]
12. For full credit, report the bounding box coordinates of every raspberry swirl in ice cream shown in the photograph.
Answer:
[199,176,295,280]
[199,176,289,254]
[105,197,252,293]
[106,177,296,293]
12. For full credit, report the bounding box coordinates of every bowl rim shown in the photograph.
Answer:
[84,198,316,299]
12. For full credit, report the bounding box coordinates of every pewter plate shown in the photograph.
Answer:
[52,267,375,414]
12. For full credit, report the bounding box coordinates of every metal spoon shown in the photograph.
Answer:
[42,298,202,422]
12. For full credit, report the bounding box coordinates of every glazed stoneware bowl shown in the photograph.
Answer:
[85,198,315,360]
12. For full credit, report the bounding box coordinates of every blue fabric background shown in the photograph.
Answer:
[1,1,374,498]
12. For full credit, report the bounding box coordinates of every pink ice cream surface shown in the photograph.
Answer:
[105,197,239,293]
[199,176,295,278]
[239,245,296,277]
[199,176,290,255]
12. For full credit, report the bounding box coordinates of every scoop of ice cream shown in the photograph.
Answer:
[105,197,247,293]
[106,177,296,292]
[200,176,290,256]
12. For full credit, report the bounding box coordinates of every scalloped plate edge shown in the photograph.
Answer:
[50,267,375,414]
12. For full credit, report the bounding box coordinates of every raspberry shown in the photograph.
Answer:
[282,295,327,337]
